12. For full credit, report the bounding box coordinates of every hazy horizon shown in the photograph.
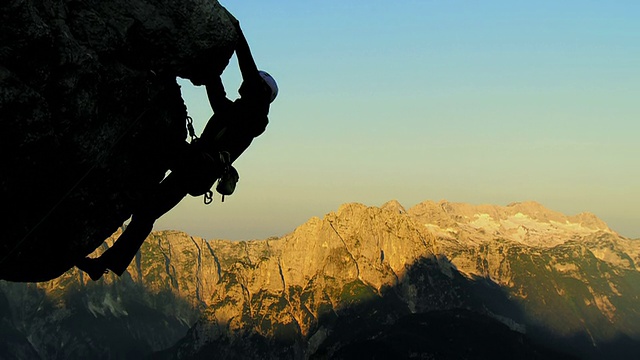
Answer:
[156,1,638,240]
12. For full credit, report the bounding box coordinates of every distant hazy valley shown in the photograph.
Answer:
[1,200,639,359]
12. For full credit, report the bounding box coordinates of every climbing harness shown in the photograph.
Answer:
[184,117,236,205]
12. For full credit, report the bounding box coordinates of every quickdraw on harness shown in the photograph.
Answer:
[186,116,199,143]
[215,151,235,203]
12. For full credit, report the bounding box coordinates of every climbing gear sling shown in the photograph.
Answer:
[183,117,238,204]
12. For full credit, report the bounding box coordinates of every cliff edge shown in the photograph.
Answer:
[0,0,236,281]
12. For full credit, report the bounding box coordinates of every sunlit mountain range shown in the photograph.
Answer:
[1,200,638,359]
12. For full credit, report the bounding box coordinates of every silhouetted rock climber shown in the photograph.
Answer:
[76,11,278,281]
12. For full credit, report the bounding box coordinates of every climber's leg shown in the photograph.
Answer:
[77,171,189,280]
[102,172,189,275]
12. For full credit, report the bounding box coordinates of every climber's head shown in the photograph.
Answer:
[239,70,278,104]
[258,70,278,103]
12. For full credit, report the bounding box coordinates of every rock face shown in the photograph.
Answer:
[166,202,640,359]
[0,0,237,281]
[1,200,639,359]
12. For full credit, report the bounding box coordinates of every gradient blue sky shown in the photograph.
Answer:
[155,1,640,240]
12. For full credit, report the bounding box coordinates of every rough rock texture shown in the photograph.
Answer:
[2,200,638,359]
[166,202,640,359]
[0,0,237,281]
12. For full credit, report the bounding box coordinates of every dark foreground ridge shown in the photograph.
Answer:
[329,309,576,360]
[0,252,574,360]
[0,0,236,281]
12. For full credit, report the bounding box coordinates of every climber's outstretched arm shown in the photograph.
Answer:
[205,76,232,113]
[223,9,260,82]
[234,25,260,82]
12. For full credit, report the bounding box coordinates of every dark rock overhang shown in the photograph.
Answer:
[0,0,236,281]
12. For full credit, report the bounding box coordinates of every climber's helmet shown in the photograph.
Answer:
[259,70,278,103]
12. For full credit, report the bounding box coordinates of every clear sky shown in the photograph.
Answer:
[155,1,640,240]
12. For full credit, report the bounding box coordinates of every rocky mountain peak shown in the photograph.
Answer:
[380,199,406,214]
[506,201,568,223]
[570,212,612,232]
[408,200,617,248]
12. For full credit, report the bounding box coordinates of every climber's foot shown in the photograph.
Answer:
[76,257,109,281]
